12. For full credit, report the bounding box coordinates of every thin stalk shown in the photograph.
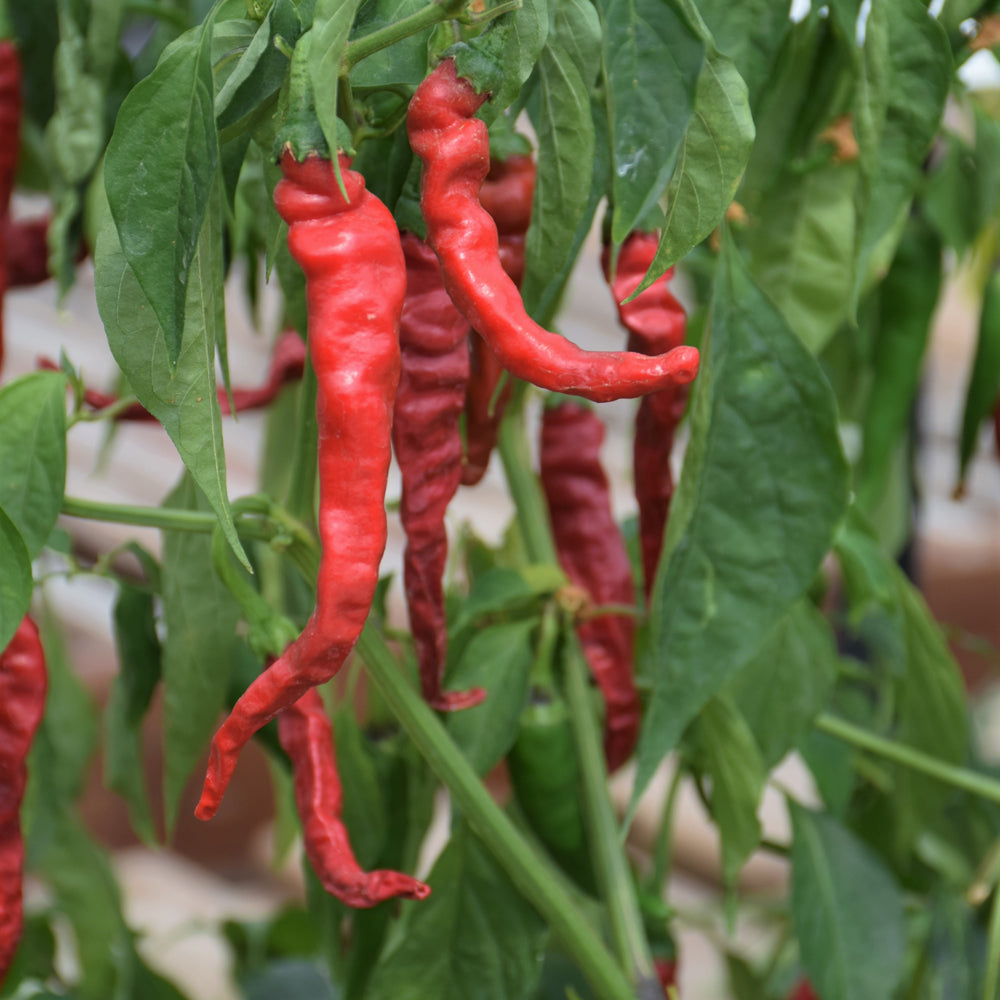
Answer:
[357,626,637,1000]
[285,360,318,529]
[984,881,1000,1000]
[563,628,659,996]
[648,766,683,894]
[815,713,1000,805]
[343,0,467,70]
[124,0,190,29]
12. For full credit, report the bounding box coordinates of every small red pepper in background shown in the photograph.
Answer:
[196,153,404,820]
[393,232,484,711]
[0,617,48,984]
[278,687,430,907]
[788,980,819,1000]
[461,154,535,487]
[407,59,699,403]
[38,330,307,420]
[654,958,677,994]
[0,39,22,376]
[3,217,50,289]
[602,233,688,599]
[540,401,640,771]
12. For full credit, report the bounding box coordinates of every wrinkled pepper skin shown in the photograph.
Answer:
[39,330,307,421]
[197,154,404,820]
[540,402,640,771]
[461,155,535,486]
[0,40,22,375]
[0,617,47,985]
[278,688,430,907]
[603,233,688,599]
[407,59,699,403]
[394,233,484,711]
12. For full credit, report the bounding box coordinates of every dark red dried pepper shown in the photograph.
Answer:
[407,59,699,403]
[393,232,484,711]
[38,330,307,420]
[279,687,430,907]
[0,616,47,984]
[197,153,404,820]
[461,154,535,486]
[0,39,22,376]
[539,401,640,771]
[603,233,688,598]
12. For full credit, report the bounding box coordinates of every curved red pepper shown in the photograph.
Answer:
[394,232,484,711]
[603,233,688,598]
[407,59,699,403]
[197,153,404,820]
[0,617,47,984]
[540,401,640,771]
[279,688,430,907]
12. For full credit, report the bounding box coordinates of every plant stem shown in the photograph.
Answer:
[343,0,467,70]
[357,625,637,1000]
[61,496,261,540]
[984,880,1000,1000]
[124,0,190,30]
[286,360,318,529]
[563,628,659,995]
[814,713,1000,805]
[648,766,683,894]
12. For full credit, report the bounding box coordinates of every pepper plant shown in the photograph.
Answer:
[1,0,1000,998]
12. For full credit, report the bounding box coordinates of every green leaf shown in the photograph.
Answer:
[688,697,764,885]
[365,822,548,1000]
[445,619,535,777]
[104,18,220,364]
[104,582,162,844]
[349,0,433,88]
[630,240,848,811]
[856,215,941,511]
[790,806,906,1000]
[309,0,362,158]
[95,197,249,570]
[0,372,67,559]
[521,0,599,321]
[726,599,839,769]
[160,473,241,831]
[957,268,1000,489]
[451,566,561,635]
[0,507,31,652]
[641,47,754,278]
[596,0,705,241]
[334,702,388,870]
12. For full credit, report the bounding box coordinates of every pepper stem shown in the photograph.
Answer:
[343,0,470,71]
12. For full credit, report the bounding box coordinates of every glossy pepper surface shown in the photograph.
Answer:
[196,153,404,820]
[461,154,535,486]
[278,688,430,907]
[540,401,640,771]
[602,233,688,598]
[393,232,483,711]
[0,40,21,375]
[0,617,47,984]
[407,59,699,403]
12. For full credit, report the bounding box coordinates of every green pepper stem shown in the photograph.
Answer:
[814,713,1000,804]
[343,0,469,70]
[61,496,266,539]
[356,625,637,1000]
[286,358,319,529]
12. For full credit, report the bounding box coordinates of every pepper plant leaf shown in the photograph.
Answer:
[0,507,32,652]
[629,239,849,814]
[309,0,363,162]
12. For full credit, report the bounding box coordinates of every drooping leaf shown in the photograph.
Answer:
[308,0,362,159]
[790,806,906,1000]
[630,240,848,812]
[0,372,67,559]
[334,701,388,870]
[0,506,32,652]
[104,18,219,364]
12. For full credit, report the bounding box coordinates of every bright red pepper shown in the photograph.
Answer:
[540,401,640,771]
[0,40,22,376]
[602,233,688,598]
[407,59,699,403]
[394,232,484,711]
[279,687,430,907]
[196,153,404,820]
[0,616,47,985]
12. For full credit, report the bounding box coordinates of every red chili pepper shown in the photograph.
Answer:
[788,980,819,1000]
[196,153,404,820]
[37,330,307,420]
[0,40,22,376]
[394,232,484,711]
[654,958,677,993]
[540,401,640,771]
[602,233,688,598]
[461,154,535,486]
[279,687,430,907]
[0,616,47,985]
[2,217,84,288]
[407,59,699,403]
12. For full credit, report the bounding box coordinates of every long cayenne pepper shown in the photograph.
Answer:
[540,401,640,771]
[279,688,430,907]
[0,617,47,984]
[602,232,688,598]
[393,232,484,711]
[196,153,404,819]
[407,59,699,403]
